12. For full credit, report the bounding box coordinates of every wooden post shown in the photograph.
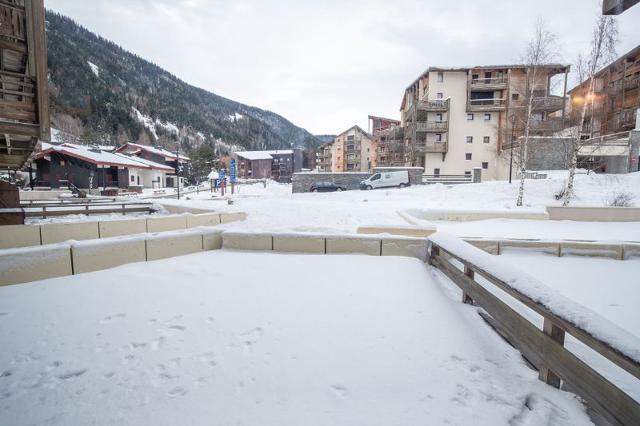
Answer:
[463,265,474,305]
[539,318,565,388]
[121,204,125,216]
[42,205,46,219]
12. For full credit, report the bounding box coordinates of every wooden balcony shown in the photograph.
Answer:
[528,117,565,133]
[415,121,449,133]
[468,98,506,111]
[469,77,508,91]
[407,99,450,119]
[414,140,448,154]
[531,96,564,112]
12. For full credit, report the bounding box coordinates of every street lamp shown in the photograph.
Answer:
[509,114,515,184]
[175,139,181,200]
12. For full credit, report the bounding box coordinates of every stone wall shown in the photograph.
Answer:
[526,137,573,171]
[292,172,370,193]
[372,167,425,186]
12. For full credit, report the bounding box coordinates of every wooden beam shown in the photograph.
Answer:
[603,0,640,14]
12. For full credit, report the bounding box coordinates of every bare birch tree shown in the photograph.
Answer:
[516,20,558,207]
[562,11,618,206]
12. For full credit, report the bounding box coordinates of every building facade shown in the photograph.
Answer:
[315,126,376,172]
[569,45,640,138]
[116,143,190,188]
[233,150,303,181]
[400,65,570,180]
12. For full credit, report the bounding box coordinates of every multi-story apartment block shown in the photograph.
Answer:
[569,45,640,138]
[315,126,376,172]
[368,115,406,167]
[400,64,570,180]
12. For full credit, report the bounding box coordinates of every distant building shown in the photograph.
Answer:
[33,143,174,189]
[368,115,400,135]
[233,149,303,181]
[400,64,570,180]
[115,143,190,188]
[569,45,640,138]
[315,126,376,172]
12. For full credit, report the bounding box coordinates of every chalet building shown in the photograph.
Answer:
[32,143,174,189]
[315,126,376,172]
[569,45,640,138]
[399,64,570,180]
[116,143,190,188]
[233,149,303,181]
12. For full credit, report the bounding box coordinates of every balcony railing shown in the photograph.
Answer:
[528,117,565,132]
[470,76,508,90]
[414,141,448,154]
[469,98,506,110]
[415,121,449,132]
[531,96,564,112]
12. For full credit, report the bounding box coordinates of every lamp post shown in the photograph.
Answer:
[175,140,181,200]
[509,114,515,184]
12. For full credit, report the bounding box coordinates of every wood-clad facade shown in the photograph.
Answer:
[0,0,50,170]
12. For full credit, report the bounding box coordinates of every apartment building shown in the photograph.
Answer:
[367,116,406,167]
[569,45,640,138]
[316,125,376,172]
[400,64,570,180]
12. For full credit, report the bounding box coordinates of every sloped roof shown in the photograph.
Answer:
[118,142,190,161]
[33,143,174,171]
[234,151,274,160]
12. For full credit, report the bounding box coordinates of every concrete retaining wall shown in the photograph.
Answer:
[381,238,428,261]
[72,237,147,274]
[99,218,147,238]
[187,213,221,228]
[0,212,247,250]
[0,224,41,249]
[40,222,100,245]
[273,234,325,253]
[146,232,204,261]
[223,232,273,251]
[0,245,73,286]
[326,236,381,256]
[358,225,436,238]
[146,215,187,233]
[373,167,425,186]
[407,208,548,222]
[160,204,215,215]
[546,206,640,222]
[0,228,225,286]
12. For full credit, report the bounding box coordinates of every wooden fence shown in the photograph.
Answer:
[429,238,640,425]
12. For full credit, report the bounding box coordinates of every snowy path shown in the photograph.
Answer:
[0,251,592,425]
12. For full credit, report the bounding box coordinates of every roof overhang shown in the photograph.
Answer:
[603,0,639,14]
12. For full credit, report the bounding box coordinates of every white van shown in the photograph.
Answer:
[360,171,410,190]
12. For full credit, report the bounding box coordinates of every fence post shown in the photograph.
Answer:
[539,318,565,388]
[42,206,46,219]
[121,204,125,216]
[463,265,474,305]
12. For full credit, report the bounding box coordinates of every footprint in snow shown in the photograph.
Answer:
[100,313,126,324]
[330,385,348,398]
[167,386,188,397]
[56,369,87,380]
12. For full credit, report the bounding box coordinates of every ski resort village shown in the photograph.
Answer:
[2,0,640,425]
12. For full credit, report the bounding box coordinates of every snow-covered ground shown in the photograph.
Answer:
[0,251,592,425]
[157,172,640,241]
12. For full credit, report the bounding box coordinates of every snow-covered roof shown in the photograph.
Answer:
[123,143,190,161]
[34,143,173,171]
[234,150,294,161]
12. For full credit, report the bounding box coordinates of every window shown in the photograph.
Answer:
[465,171,472,176]
[436,134,442,142]
[465,153,472,160]
[512,93,519,101]
[482,162,489,169]
[466,136,473,144]
[436,113,443,122]
[130,175,135,183]
[483,136,490,144]
[484,113,491,121]
[434,168,440,175]
[437,92,444,99]
[467,113,474,121]
[371,174,381,181]
[437,72,444,82]
[472,73,479,82]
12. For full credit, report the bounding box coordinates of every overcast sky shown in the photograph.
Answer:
[46,0,640,135]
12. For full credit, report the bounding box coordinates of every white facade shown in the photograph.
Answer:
[423,71,509,180]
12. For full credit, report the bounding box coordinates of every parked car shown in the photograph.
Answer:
[360,171,410,190]
[310,181,346,192]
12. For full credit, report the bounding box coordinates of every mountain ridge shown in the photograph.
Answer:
[45,11,322,154]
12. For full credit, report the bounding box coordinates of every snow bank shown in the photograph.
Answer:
[429,232,640,364]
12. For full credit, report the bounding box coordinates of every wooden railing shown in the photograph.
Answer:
[429,235,640,425]
[22,202,155,219]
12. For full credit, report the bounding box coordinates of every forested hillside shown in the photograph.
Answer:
[46,12,322,154]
